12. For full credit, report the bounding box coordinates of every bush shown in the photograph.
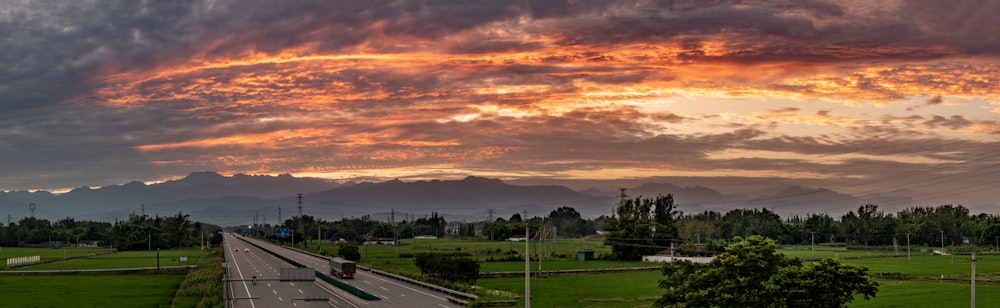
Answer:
[339,243,361,261]
[414,253,481,283]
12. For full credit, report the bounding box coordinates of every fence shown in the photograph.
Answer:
[6,256,41,268]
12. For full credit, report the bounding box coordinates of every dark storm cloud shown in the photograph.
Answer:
[3,0,999,192]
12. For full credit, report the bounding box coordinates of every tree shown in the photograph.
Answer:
[414,253,481,283]
[655,235,878,308]
[338,243,361,261]
[604,196,655,260]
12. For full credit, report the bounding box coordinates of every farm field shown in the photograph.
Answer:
[0,273,185,307]
[319,238,1000,307]
[0,246,113,269]
[477,270,662,307]
[16,248,202,270]
[1,247,214,307]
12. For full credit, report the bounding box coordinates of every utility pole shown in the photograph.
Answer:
[907,233,911,261]
[297,194,304,247]
[617,188,627,215]
[971,247,978,308]
[524,210,530,308]
[488,209,495,240]
[941,230,946,252]
[29,203,36,217]
[810,231,815,257]
[392,209,398,256]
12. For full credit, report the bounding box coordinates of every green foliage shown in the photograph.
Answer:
[604,194,679,260]
[414,253,481,283]
[655,236,878,308]
[108,212,198,250]
[339,243,361,261]
[173,248,224,307]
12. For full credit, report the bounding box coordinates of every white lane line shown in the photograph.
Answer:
[313,281,360,308]
[439,304,452,308]
[279,296,284,301]
[380,286,389,291]
[273,290,278,295]
[360,272,449,301]
[227,239,257,308]
[298,289,304,294]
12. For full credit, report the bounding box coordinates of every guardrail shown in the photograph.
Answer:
[366,268,478,302]
[236,237,380,301]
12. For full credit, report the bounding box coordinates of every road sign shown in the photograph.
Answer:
[276,227,291,238]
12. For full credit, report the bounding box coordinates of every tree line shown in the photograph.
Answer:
[604,194,1000,261]
[0,212,221,251]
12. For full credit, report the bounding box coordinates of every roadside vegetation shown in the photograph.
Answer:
[172,247,225,307]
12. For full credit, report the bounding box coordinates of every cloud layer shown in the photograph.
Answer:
[2,0,999,208]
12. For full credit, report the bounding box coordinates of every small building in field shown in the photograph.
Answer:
[576,249,595,261]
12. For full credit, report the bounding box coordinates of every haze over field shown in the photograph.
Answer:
[2,1,999,217]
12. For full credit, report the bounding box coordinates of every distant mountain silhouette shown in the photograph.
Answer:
[0,173,945,226]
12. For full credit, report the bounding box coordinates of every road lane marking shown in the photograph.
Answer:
[360,272,448,301]
[298,289,304,294]
[226,239,257,308]
[380,286,389,291]
[273,290,277,295]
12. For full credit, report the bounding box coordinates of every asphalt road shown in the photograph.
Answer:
[223,234,359,307]
[240,236,463,308]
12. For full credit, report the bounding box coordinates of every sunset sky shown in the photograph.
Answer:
[2,1,999,207]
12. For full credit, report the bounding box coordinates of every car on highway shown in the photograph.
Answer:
[244,248,250,252]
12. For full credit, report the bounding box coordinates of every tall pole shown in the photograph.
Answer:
[907,233,911,261]
[971,248,977,308]
[297,194,304,247]
[810,232,815,257]
[524,210,530,308]
[941,230,946,252]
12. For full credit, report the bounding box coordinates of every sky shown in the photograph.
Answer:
[2,0,999,206]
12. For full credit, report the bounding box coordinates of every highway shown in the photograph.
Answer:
[239,236,464,308]
[223,234,359,307]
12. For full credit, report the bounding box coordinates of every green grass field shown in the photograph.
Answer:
[0,273,186,307]
[476,270,662,307]
[6,238,998,307]
[0,246,114,269]
[336,239,1000,307]
[15,248,202,270]
[850,279,1000,307]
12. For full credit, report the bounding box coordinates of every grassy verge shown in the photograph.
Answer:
[172,247,225,307]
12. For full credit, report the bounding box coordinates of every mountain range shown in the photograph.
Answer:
[0,171,954,226]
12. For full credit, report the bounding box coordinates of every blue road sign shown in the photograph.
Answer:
[276,227,290,238]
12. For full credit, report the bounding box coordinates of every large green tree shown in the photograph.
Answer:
[655,235,878,308]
